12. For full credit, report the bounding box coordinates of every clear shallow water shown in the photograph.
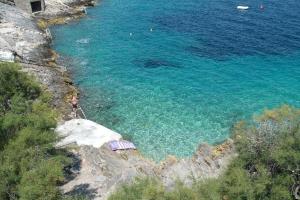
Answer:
[51,0,300,160]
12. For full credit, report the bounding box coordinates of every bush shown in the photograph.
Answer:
[0,62,71,200]
[109,178,166,200]
[221,105,300,200]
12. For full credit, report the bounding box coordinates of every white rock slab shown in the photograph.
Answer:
[0,50,14,62]
[56,119,122,148]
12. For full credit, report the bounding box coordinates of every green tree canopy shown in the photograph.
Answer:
[0,62,70,200]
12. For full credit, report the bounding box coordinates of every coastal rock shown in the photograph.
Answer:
[0,49,14,62]
[20,62,75,115]
[56,119,122,148]
[0,2,81,118]
[0,2,48,64]
[0,0,14,5]
[39,0,95,18]
[62,145,157,200]
[159,141,235,189]
[60,120,235,199]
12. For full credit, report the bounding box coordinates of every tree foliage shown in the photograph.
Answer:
[0,62,71,200]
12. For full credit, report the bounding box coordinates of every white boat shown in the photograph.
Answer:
[237,5,249,10]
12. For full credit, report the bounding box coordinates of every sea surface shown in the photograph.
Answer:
[51,0,300,160]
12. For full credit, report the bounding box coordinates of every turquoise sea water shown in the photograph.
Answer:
[51,0,300,160]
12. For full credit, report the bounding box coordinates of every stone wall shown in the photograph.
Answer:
[14,0,45,14]
[14,0,31,13]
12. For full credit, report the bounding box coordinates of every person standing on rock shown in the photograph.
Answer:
[71,95,78,117]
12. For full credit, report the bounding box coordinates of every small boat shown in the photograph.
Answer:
[237,5,249,10]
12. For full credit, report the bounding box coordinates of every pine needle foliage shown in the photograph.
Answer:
[0,62,71,200]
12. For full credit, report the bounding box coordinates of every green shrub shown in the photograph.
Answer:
[0,62,71,200]
[164,181,198,200]
[109,178,166,200]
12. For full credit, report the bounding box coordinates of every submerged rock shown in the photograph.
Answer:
[133,58,180,69]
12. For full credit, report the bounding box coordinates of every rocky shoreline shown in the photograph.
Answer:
[0,1,236,199]
[0,0,91,119]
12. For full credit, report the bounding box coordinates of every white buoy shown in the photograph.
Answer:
[129,32,133,36]
[150,28,153,32]
[237,5,249,10]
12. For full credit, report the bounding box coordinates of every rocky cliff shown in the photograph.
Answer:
[0,0,92,118]
[57,119,235,200]
[0,0,14,6]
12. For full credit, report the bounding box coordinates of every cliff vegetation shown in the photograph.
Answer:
[0,62,84,200]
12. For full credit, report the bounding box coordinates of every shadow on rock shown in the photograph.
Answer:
[64,152,82,182]
[65,184,97,199]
